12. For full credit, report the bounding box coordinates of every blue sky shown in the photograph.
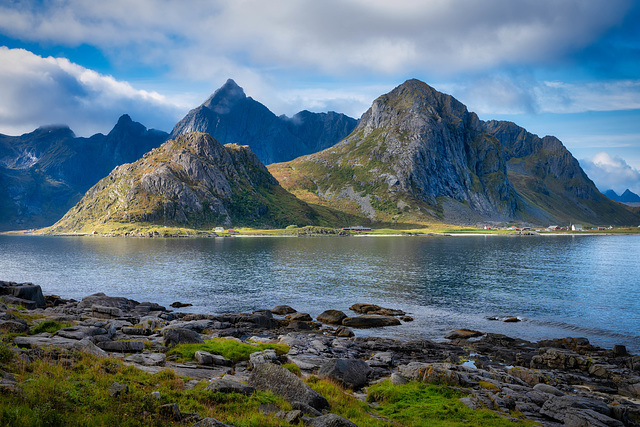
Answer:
[1,0,639,193]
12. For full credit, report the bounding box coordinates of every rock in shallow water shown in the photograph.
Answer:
[341,315,401,328]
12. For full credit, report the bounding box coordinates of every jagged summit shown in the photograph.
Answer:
[203,79,246,113]
[269,79,640,226]
[49,132,329,232]
[170,79,357,165]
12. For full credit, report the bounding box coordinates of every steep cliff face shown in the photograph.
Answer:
[483,120,639,225]
[170,79,357,165]
[270,79,640,226]
[0,116,168,231]
[50,132,331,232]
[270,79,519,224]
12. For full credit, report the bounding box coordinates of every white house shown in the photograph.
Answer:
[214,227,224,233]
[571,224,583,231]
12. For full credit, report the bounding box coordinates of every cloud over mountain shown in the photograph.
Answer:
[0,47,183,136]
[581,152,640,194]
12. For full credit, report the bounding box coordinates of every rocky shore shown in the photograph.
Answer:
[2,279,640,426]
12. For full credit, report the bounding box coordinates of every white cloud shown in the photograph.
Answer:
[581,152,640,194]
[0,0,631,77]
[0,47,185,136]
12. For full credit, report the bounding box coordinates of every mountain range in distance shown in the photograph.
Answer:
[0,81,357,231]
[2,78,639,233]
[604,189,640,206]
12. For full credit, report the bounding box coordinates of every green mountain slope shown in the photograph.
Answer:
[269,79,640,226]
[50,132,352,233]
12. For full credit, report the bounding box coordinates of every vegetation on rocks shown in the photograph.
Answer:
[166,339,289,363]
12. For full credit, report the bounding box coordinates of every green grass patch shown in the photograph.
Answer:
[166,338,289,363]
[30,320,73,335]
[366,380,533,426]
[281,363,301,377]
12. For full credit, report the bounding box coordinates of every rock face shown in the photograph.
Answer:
[49,132,332,231]
[270,79,640,226]
[0,115,168,231]
[248,362,330,410]
[170,79,358,165]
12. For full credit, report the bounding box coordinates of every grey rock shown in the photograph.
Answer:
[249,349,278,368]
[163,327,204,346]
[335,326,354,337]
[533,383,564,396]
[204,378,255,396]
[317,310,347,325]
[564,408,624,427]
[79,293,138,312]
[57,326,107,340]
[288,312,312,322]
[248,363,329,410]
[284,410,302,424]
[0,320,29,334]
[444,329,484,340]
[124,352,166,366]
[349,303,405,316]
[540,395,611,422]
[0,281,46,307]
[390,373,409,385]
[341,315,401,328]
[158,403,181,421]
[108,381,128,397]
[459,397,478,410]
[71,339,108,358]
[271,305,296,315]
[91,305,123,319]
[121,326,152,336]
[291,401,322,417]
[318,358,372,390]
[13,335,78,350]
[97,341,145,353]
[306,414,358,427]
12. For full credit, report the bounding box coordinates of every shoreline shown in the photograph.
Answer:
[2,279,640,425]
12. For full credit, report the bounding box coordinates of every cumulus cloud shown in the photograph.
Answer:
[0,0,632,77]
[581,152,640,195]
[0,47,184,136]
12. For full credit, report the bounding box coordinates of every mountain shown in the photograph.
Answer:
[170,79,358,165]
[0,115,168,231]
[269,79,640,226]
[49,132,349,233]
[604,189,640,204]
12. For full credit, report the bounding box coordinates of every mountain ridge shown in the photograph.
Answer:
[49,132,354,232]
[0,115,169,231]
[170,79,358,165]
[269,79,640,226]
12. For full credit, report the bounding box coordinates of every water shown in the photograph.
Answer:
[1,234,639,352]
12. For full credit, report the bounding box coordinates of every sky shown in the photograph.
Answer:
[1,0,639,194]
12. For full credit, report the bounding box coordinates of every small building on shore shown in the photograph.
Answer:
[571,224,583,231]
[342,225,372,231]
[214,227,224,233]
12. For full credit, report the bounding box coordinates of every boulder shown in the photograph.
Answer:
[335,326,354,337]
[0,281,46,308]
[0,320,29,334]
[444,329,484,340]
[97,341,145,353]
[288,312,312,322]
[157,403,181,422]
[0,295,36,309]
[205,378,255,395]
[564,408,624,427]
[108,382,128,397]
[57,326,108,340]
[71,339,108,358]
[532,383,564,396]
[271,305,297,315]
[540,395,611,422]
[195,351,232,367]
[318,359,371,390]
[349,303,405,316]
[170,301,193,308]
[249,349,278,368]
[78,293,138,312]
[341,315,401,328]
[124,353,166,366]
[306,414,358,427]
[91,305,123,319]
[503,317,521,323]
[248,363,329,410]
[163,328,204,346]
[317,310,347,325]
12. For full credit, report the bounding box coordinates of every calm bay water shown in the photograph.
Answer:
[1,234,639,352]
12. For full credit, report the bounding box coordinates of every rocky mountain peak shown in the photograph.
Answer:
[203,78,246,113]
